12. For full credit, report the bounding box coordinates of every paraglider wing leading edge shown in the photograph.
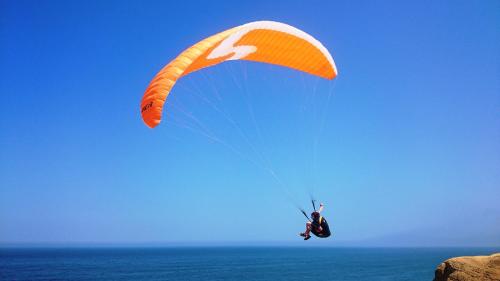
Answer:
[141,21,338,128]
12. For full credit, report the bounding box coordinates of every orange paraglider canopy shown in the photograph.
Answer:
[141,21,338,128]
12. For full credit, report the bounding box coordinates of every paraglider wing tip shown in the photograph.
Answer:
[141,113,160,128]
[321,70,337,80]
[144,119,160,129]
[329,63,338,79]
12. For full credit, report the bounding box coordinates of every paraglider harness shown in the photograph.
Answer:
[301,200,331,238]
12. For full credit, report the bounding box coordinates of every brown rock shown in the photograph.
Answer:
[433,253,500,281]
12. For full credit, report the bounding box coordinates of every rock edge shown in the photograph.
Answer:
[433,253,500,281]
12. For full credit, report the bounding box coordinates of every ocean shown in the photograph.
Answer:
[0,247,498,281]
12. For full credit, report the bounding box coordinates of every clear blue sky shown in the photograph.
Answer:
[1,0,499,246]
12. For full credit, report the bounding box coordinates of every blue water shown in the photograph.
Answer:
[0,247,498,281]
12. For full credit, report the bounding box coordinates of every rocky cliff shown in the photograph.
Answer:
[434,253,500,281]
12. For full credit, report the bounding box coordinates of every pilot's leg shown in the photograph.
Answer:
[300,221,312,239]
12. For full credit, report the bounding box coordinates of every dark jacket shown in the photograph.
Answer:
[311,216,331,238]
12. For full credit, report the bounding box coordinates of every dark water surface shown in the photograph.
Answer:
[1,247,498,281]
